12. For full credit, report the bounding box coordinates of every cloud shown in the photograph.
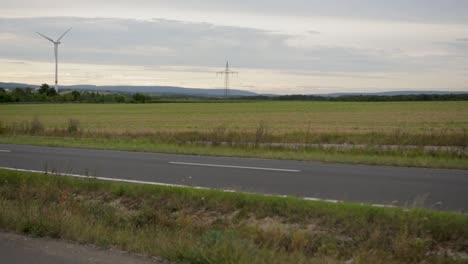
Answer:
[0,17,402,73]
[1,16,468,92]
[3,0,468,24]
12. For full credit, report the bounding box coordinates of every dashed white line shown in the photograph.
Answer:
[369,203,396,208]
[169,161,301,172]
[0,150,11,153]
[305,197,339,203]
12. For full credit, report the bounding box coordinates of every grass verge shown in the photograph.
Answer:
[1,169,467,263]
[0,135,467,170]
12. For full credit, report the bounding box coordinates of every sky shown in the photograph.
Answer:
[1,0,468,94]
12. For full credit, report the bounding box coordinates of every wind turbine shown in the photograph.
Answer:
[36,28,72,92]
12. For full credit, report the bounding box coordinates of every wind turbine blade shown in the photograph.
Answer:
[56,27,72,42]
[36,32,55,43]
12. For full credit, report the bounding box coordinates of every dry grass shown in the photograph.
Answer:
[1,101,467,134]
[1,101,467,146]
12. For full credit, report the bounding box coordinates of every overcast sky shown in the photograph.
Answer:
[1,0,468,94]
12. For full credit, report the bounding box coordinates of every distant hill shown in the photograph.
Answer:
[0,82,39,89]
[0,82,258,97]
[320,91,468,97]
[1,82,466,97]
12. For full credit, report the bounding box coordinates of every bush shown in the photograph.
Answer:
[67,119,80,134]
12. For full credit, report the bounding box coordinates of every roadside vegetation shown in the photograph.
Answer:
[0,101,467,169]
[0,169,467,263]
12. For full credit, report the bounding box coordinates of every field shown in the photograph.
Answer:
[1,101,467,168]
[1,101,467,135]
[1,169,467,263]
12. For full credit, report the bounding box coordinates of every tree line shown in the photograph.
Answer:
[1,84,467,103]
[0,84,152,103]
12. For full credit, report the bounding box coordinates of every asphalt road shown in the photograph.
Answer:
[0,144,467,212]
[0,232,164,264]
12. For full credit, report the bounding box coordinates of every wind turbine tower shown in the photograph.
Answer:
[217,61,238,97]
[37,28,72,92]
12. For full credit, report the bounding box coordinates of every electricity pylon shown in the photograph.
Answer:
[217,61,238,97]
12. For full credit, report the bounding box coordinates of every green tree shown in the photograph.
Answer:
[115,95,126,103]
[71,90,81,101]
[132,93,147,103]
[47,87,57,97]
[38,83,50,95]
[38,83,57,97]
[0,88,13,102]
[11,88,35,102]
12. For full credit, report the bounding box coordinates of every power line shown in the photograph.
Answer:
[217,61,238,97]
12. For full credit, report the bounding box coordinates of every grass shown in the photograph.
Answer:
[0,168,467,263]
[1,101,467,169]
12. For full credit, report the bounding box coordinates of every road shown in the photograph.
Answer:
[0,232,165,264]
[0,144,467,212]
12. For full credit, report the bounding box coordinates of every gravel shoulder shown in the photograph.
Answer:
[0,232,168,264]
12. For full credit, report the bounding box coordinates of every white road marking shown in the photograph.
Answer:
[303,197,321,201]
[369,203,396,208]
[169,161,301,172]
[304,197,339,203]
[0,150,11,153]
[0,166,400,210]
[0,166,195,189]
